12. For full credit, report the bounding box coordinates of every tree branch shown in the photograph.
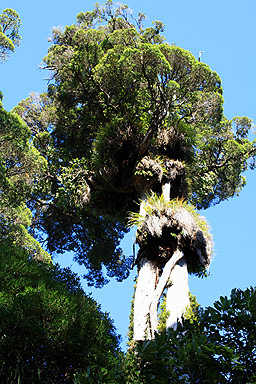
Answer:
[210,147,256,171]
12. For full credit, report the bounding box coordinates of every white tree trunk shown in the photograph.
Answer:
[139,190,147,216]
[162,182,171,200]
[133,256,156,340]
[149,248,184,337]
[166,256,190,330]
[133,184,189,340]
[133,193,157,341]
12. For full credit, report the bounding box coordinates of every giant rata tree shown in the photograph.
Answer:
[15,1,256,339]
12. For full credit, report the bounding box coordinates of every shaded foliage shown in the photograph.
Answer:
[0,240,120,383]
[0,102,45,206]
[0,99,50,262]
[0,78,120,382]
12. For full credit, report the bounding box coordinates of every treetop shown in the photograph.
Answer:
[12,2,256,285]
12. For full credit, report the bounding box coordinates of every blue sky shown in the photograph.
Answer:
[1,0,255,349]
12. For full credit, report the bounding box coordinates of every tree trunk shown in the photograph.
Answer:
[166,256,190,330]
[163,182,190,331]
[149,248,184,337]
[162,182,171,200]
[133,192,157,341]
[133,256,157,340]
[133,182,190,340]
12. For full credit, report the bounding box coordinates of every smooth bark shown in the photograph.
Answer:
[133,182,190,340]
[162,182,171,200]
[149,248,184,337]
[139,190,147,217]
[133,256,157,340]
[166,256,190,330]
[133,194,157,341]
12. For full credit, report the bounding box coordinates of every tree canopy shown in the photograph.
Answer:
[0,8,21,62]
[13,1,256,287]
[0,98,50,261]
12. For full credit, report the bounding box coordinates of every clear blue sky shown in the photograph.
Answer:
[1,0,255,349]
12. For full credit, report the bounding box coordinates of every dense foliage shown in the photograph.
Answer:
[0,14,120,381]
[75,287,256,383]
[0,239,120,383]
[0,96,50,262]
[0,8,21,62]
[1,4,256,383]
[14,1,256,287]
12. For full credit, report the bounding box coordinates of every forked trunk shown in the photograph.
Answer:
[133,182,191,340]
[149,248,184,336]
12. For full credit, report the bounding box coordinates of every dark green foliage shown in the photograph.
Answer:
[0,100,51,262]
[0,95,120,382]
[200,287,256,382]
[0,101,47,210]
[75,287,256,383]
[135,286,256,383]
[2,3,255,382]
[14,90,134,287]
[140,287,256,383]
[0,240,120,383]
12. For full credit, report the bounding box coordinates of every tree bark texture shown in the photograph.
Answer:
[133,249,187,340]
[133,256,157,340]
[133,195,157,341]
[166,256,190,330]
